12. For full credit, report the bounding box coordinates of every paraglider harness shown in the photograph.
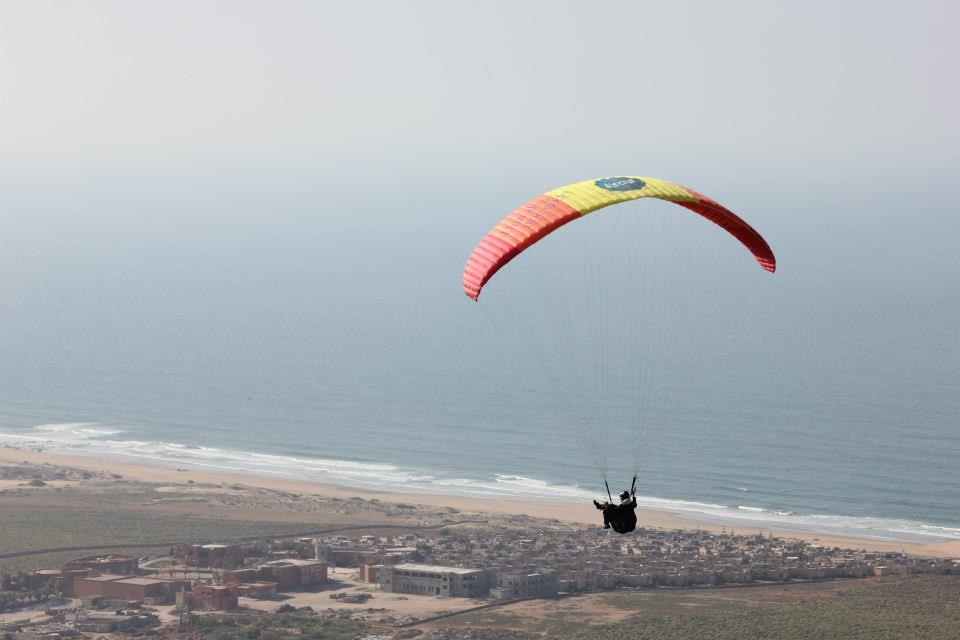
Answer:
[601,475,638,534]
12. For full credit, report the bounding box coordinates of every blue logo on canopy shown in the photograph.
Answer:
[595,177,646,192]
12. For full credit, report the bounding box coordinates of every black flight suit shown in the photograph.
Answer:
[599,496,637,534]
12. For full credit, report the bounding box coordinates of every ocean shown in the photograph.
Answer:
[0,174,957,544]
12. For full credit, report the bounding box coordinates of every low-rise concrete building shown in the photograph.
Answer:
[491,570,558,599]
[230,581,279,598]
[315,547,367,567]
[256,561,300,590]
[23,569,63,590]
[223,560,327,591]
[360,564,386,583]
[257,559,327,589]
[362,551,407,566]
[177,585,238,610]
[286,559,327,585]
[222,568,259,584]
[381,563,489,598]
[69,573,125,597]
[71,574,185,604]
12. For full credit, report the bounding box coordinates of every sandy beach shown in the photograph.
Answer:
[2,445,958,559]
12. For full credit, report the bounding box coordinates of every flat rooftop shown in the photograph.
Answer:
[114,578,168,586]
[393,563,484,575]
[82,574,128,582]
[260,559,323,567]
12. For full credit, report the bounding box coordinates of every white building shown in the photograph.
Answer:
[381,563,489,598]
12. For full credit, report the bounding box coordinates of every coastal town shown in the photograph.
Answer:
[3,3,959,639]
[3,523,959,638]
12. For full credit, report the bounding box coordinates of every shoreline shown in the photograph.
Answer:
[2,445,958,559]
[4,427,958,545]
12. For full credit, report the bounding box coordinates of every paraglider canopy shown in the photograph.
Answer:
[461,174,776,511]
[463,176,775,301]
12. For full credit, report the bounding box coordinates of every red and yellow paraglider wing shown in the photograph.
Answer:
[462,176,775,300]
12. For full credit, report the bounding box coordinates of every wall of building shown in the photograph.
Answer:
[229,581,278,598]
[71,575,183,604]
[493,571,558,599]
[360,564,385,583]
[222,568,258,584]
[181,585,237,610]
[381,565,490,598]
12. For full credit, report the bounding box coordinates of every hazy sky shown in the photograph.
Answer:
[0,1,957,307]
[2,1,956,180]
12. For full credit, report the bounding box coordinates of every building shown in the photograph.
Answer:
[23,569,63,590]
[221,560,326,595]
[315,543,413,567]
[71,574,185,604]
[290,559,327,585]
[69,573,125,598]
[64,555,139,575]
[230,581,278,598]
[381,564,490,598]
[55,568,94,595]
[257,561,300,590]
[256,559,327,589]
[315,546,367,567]
[491,570,559,599]
[177,585,238,611]
[222,568,259,584]
[360,564,386,583]
[362,551,407,566]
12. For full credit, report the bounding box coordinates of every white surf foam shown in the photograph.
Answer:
[2,423,958,543]
[33,422,125,438]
